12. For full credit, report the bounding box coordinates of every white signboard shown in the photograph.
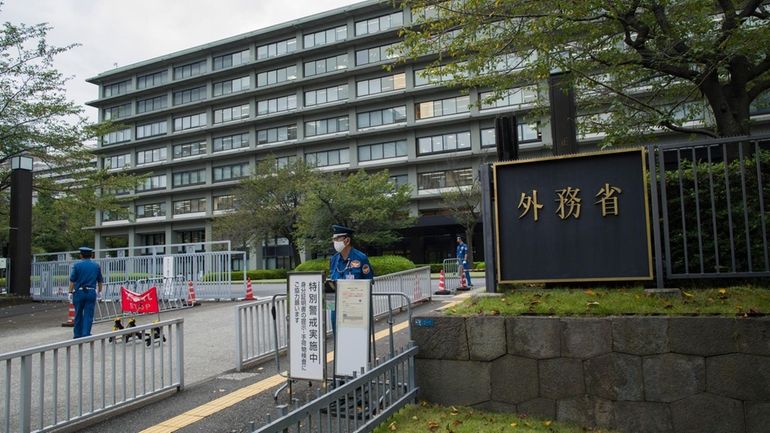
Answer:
[288,273,325,381]
[334,279,371,377]
[0,258,6,269]
[162,256,174,279]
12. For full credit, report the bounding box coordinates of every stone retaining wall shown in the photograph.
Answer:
[412,315,770,433]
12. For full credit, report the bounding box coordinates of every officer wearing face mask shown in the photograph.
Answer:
[329,225,374,281]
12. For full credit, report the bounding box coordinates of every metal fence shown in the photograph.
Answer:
[441,259,460,291]
[30,250,245,302]
[235,267,431,372]
[253,343,417,433]
[93,278,190,324]
[647,135,770,285]
[1,318,184,433]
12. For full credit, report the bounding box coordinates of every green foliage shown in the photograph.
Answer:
[417,263,445,273]
[397,0,770,142]
[663,148,770,274]
[293,255,415,276]
[232,269,289,281]
[449,287,770,316]
[297,170,414,254]
[473,261,486,271]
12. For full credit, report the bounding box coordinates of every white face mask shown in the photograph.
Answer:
[333,241,346,253]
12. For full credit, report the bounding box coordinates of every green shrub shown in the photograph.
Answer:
[294,255,415,276]
[417,263,444,273]
[474,261,486,271]
[233,269,289,281]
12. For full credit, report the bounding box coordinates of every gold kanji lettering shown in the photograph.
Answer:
[555,187,582,219]
[595,183,622,216]
[517,190,544,221]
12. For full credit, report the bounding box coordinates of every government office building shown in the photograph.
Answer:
[86,0,768,269]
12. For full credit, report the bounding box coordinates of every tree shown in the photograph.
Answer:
[214,158,317,267]
[397,0,770,145]
[297,170,414,254]
[441,177,481,264]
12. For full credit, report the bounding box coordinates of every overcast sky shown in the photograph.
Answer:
[3,0,362,123]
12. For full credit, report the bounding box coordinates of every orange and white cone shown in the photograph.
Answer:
[244,278,255,300]
[458,266,470,291]
[187,280,199,306]
[61,301,75,327]
[434,269,450,295]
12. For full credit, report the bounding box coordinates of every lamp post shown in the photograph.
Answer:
[9,155,33,296]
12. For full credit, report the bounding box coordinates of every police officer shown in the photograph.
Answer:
[327,225,373,333]
[456,236,472,288]
[68,247,103,338]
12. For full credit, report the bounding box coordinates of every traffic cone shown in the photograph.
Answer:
[61,301,75,327]
[457,266,470,291]
[434,269,450,295]
[187,280,200,306]
[244,277,255,300]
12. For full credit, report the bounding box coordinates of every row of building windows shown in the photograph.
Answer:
[101,11,405,98]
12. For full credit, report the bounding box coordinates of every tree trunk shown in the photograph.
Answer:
[465,225,475,266]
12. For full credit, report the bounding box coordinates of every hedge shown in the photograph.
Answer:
[233,269,288,281]
[294,255,416,276]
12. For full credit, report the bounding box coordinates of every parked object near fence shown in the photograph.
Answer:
[1,318,184,433]
[253,343,418,433]
[92,279,189,324]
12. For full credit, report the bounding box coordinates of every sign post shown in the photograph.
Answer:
[287,272,326,382]
[334,279,372,378]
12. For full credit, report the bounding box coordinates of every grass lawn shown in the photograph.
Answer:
[372,403,616,433]
[447,286,770,316]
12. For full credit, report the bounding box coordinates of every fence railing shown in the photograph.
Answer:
[235,267,431,372]
[647,135,770,285]
[93,278,190,324]
[441,259,460,291]
[253,343,417,433]
[1,318,184,433]
[30,250,245,302]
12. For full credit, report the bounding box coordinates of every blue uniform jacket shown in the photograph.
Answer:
[456,242,468,261]
[70,259,103,289]
[329,248,374,280]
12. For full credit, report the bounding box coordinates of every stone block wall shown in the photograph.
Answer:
[412,315,770,433]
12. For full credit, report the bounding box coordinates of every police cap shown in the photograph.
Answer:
[331,224,354,239]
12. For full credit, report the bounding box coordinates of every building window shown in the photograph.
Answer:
[103,80,131,98]
[213,162,250,182]
[136,147,167,165]
[415,95,471,120]
[358,140,407,162]
[173,140,207,159]
[172,168,206,187]
[102,127,132,145]
[213,103,250,124]
[257,38,297,60]
[480,86,538,110]
[173,85,207,105]
[275,155,297,170]
[257,94,297,116]
[173,112,207,131]
[303,25,347,48]
[257,125,297,145]
[304,84,348,107]
[103,103,131,121]
[257,65,298,87]
[389,174,408,187]
[102,206,129,222]
[303,54,348,77]
[136,70,168,90]
[137,95,168,114]
[355,11,403,36]
[103,153,131,170]
[304,116,349,137]
[356,73,406,97]
[213,76,250,96]
[136,174,167,192]
[306,148,349,167]
[136,202,166,218]
[414,63,467,87]
[174,59,207,80]
[417,168,474,190]
[417,131,471,155]
[213,49,250,70]
[357,106,407,128]
[355,42,402,66]
[213,194,237,211]
[174,198,207,215]
[136,120,168,139]
[213,132,250,152]
[480,123,541,147]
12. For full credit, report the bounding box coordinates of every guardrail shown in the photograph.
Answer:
[235,267,431,372]
[253,343,417,433]
[1,318,184,433]
[93,278,190,324]
[441,259,460,291]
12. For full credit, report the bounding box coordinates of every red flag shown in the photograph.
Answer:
[121,286,160,314]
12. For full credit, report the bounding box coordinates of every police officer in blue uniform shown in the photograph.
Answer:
[327,225,373,333]
[456,236,472,288]
[68,247,103,338]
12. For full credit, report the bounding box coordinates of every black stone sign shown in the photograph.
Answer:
[493,149,652,283]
